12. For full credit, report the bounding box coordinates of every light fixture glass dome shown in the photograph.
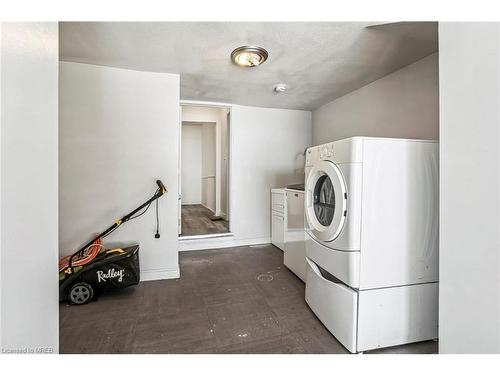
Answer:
[231,46,268,67]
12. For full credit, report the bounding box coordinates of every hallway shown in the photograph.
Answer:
[180,204,229,237]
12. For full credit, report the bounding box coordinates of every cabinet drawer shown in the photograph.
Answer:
[305,235,360,288]
[272,203,285,213]
[271,191,285,213]
[305,257,358,353]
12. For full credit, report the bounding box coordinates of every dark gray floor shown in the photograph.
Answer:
[180,204,229,237]
[59,245,438,354]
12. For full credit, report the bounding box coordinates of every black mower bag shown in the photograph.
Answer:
[59,245,140,302]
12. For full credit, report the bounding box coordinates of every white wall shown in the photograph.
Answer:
[0,23,58,352]
[181,124,202,204]
[230,105,311,242]
[180,121,217,211]
[312,53,439,145]
[182,105,224,123]
[59,62,180,281]
[439,23,500,354]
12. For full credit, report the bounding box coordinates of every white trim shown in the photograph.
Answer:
[0,23,3,348]
[227,110,233,231]
[180,232,233,241]
[179,236,271,252]
[200,202,215,213]
[180,99,232,109]
[140,266,180,282]
[182,201,202,205]
[215,117,222,216]
[178,105,182,235]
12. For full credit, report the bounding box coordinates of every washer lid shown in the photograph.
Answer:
[305,160,347,242]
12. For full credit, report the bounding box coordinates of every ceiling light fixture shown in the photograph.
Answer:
[274,84,288,93]
[231,46,268,67]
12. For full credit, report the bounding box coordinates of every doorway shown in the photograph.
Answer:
[179,104,231,238]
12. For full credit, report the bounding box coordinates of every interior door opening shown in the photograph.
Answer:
[178,104,231,238]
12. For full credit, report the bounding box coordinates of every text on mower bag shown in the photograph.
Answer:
[97,268,125,283]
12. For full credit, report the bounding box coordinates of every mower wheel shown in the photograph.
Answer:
[68,282,94,305]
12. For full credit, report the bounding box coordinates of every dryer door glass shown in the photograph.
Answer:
[313,174,335,226]
[305,160,347,242]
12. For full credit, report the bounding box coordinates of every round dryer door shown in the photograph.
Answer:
[305,160,347,242]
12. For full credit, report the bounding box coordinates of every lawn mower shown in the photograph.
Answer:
[59,180,167,305]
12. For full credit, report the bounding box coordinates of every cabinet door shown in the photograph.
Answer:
[272,212,285,250]
[284,191,306,281]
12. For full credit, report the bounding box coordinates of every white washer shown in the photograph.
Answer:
[304,137,439,353]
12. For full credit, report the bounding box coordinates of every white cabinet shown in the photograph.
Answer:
[271,211,285,250]
[271,189,286,250]
[271,189,307,282]
[284,190,306,281]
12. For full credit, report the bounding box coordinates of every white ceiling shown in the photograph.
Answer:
[59,22,438,110]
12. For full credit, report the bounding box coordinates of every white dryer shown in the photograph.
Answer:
[304,137,439,353]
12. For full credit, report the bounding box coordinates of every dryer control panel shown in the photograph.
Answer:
[319,143,335,159]
[305,146,319,167]
[307,138,364,165]
[306,143,335,166]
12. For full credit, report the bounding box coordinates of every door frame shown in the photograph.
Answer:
[179,100,232,235]
[178,105,182,235]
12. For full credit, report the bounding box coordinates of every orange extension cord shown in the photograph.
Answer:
[58,237,103,272]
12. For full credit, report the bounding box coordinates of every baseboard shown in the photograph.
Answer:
[182,201,201,205]
[179,236,271,252]
[200,203,215,213]
[179,232,234,241]
[140,266,180,282]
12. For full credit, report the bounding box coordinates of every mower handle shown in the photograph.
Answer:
[156,180,167,195]
[66,179,167,273]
